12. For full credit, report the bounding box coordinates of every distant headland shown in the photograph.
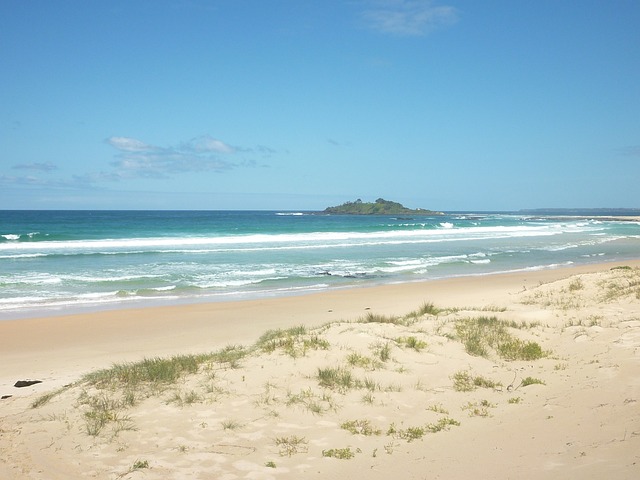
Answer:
[322,198,443,215]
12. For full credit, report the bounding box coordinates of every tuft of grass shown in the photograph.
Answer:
[132,459,149,470]
[358,312,407,325]
[82,346,248,393]
[210,345,247,369]
[362,377,381,392]
[275,435,308,457]
[427,403,448,414]
[254,382,279,407]
[520,376,545,387]
[31,386,70,409]
[395,336,428,352]
[508,396,522,404]
[83,355,200,389]
[317,367,359,392]
[497,339,544,361]
[361,392,375,405]
[265,461,276,468]
[568,277,584,291]
[256,326,329,358]
[341,419,382,436]
[372,342,392,362]
[78,391,137,436]
[168,389,202,406]
[455,316,546,361]
[387,424,426,442]
[407,302,441,318]
[462,399,495,417]
[426,417,460,432]
[322,447,356,459]
[286,388,336,415]
[452,370,501,392]
[221,419,243,431]
[346,352,381,370]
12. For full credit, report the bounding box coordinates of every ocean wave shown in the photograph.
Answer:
[0,232,46,242]
[0,253,48,259]
[0,223,585,255]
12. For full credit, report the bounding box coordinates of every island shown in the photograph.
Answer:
[323,198,443,215]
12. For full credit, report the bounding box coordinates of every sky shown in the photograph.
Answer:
[1,0,639,211]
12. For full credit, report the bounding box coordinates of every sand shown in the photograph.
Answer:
[1,260,639,479]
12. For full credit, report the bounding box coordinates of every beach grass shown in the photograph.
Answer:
[452,370,501,392]
[275,435,308,457]
[454,316,546,361]
[341,419,382,436]
[322,447,356,459]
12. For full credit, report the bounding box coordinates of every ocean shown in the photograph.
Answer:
[1,210,639,320]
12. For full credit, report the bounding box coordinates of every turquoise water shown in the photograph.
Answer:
[1,210,639,319]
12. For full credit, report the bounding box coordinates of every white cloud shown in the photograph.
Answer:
[12,162,58,172]
[185,135,235,154]
[98,134,268,183]
[106,136,158,152]
[0,173,83,189]
[362,0,458,36]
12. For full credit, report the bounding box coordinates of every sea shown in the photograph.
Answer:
[1,210,639,320]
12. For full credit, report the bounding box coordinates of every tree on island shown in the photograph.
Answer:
[323,198,442,215]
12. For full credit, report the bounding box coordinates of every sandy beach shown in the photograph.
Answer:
[1,260,639,479]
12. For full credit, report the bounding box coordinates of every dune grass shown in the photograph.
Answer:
[256,325,331,358]
[454,316,546,361]
[322,447,356,459]
[341,419,382,436]
[82,346,248,392]
[452,370,501,392]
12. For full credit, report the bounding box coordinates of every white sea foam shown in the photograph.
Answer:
[470,258,491,264]
[1,234,20,241]
[64,274,163,283]
[0,223,582,255]
[0,253,47,259]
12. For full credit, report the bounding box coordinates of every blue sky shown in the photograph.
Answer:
[1,1,639,211]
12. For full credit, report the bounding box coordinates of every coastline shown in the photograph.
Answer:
[2,259,639,396]
[1,258,639,479]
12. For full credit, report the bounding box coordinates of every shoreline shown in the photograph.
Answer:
[1,258,639,479]
[3,250,640,323]
[2,259,639,397]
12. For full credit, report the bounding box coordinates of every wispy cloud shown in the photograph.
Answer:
[182,135,235,154]
[0,174,81,189]
[106,136,158,152]
[362,0,459,36]
[1,134,271,190]
[100,135,259,181]
[12,162,58,172]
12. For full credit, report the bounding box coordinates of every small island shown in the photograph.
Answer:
[323,198,443,215]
